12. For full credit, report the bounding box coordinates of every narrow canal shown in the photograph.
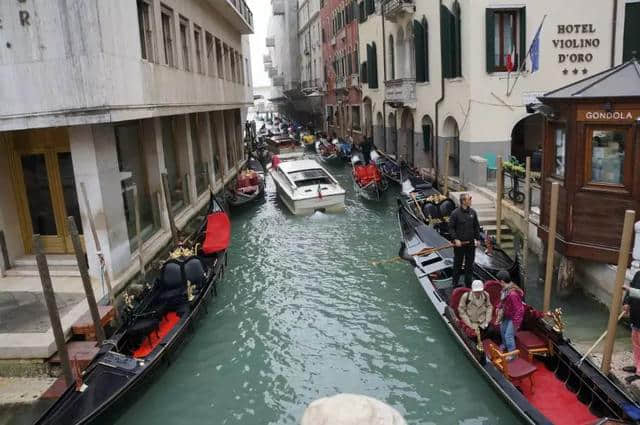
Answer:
[107,159,522,425]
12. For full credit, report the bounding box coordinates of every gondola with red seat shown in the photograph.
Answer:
[351,153,388,201]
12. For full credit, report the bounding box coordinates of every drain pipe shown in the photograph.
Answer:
[611,0,618,67]
[434,0,446,189]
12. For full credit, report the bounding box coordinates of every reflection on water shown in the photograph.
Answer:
[25,159,523,425]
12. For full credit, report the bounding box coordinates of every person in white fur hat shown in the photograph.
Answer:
[300,393,407,425]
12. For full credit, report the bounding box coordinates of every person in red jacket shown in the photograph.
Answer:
[496,270,524,357]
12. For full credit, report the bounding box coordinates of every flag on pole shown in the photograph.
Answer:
[530,21,543,73]
[506,48,515,73]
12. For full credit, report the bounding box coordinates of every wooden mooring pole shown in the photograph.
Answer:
[496,156,504,245]
[601,210,636,374]
[543,182,560,313]
[161,173,179,246]
[33,234,74,386]
[133,185,145,279]
[443,141,450,197]
[79,182,115,311]
[67,217,105,344]
[0,230,9,277]
[523,157,531,283]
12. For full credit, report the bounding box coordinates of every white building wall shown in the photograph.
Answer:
[365,0,628,182]
[0,0,252,131]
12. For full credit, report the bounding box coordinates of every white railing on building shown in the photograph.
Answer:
[384,78,416,104]
[335,77,347,90]
[263,54,272,64]
[266,37,275,47]
[383,0,415,22]
[350,74,360,88]
[273,76,285,86]
[226,0,254,29]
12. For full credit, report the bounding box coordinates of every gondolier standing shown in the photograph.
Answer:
[449,193,482,288]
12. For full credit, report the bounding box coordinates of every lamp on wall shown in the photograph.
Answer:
[603,101,613,113]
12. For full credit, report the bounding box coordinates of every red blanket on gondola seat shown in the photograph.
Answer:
[355,164,382,186]
[202,212,231,254]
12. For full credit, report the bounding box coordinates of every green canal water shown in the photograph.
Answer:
[1,159,524,425]
[107,161,522,425]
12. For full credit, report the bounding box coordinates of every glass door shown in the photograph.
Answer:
[9,129,83,254]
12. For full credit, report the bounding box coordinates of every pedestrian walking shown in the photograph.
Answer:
[448,193,482,287]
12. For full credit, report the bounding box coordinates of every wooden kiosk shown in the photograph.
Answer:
[537,59,640,265]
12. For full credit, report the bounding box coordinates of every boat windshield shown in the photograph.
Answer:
[289,169,333,187]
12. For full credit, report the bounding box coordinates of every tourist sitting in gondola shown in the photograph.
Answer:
[457,280,493,338]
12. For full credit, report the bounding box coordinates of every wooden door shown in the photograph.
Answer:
[8,128,83,254]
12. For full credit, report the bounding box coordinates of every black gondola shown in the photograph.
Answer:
[397,202,640,424]
[35,195,231,425]
[225,156,265,207]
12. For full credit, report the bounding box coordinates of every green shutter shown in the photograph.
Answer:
[366,0,375,15]
[440,5,452,78]
[371,42,378,88]
[414,20,426,82]
[423,18,430,82]
[361,62,368,84]
[486,9,495,73]
[519,7,527,69]
[422,125,431,152]
[366,44,374,86]
[623,3,640,62]
[359,2,366,23]
[453,1,461,77]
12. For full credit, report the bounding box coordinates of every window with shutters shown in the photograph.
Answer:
[414,18,429,83]
[388,35,395,79]
[359,2,366,23]
[361,62,368,84]
[366,0,375,15]
[623,2,640,62]
[440,3,462,78]
[179,17,190,71]
[194,25,204,74]
[215,38,224,78]
[161,5,175,67]
[486,8,526,73]
[137,0,154,61]
[367,43,378,88]
[205,32,214,77]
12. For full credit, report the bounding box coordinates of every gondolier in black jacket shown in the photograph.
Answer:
[449,193,482,288]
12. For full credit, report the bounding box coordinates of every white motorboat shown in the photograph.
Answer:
[270,159,346,215]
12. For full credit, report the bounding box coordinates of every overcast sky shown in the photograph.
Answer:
[246,0,271,88]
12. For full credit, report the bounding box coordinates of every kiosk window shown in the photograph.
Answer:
[552,126,566,178]
[587,128,626,185]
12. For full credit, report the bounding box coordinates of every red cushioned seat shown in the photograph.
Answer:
[449,287,477,338]
[484,280,502,308]
[202,212,231,255]
[516,330,546,349]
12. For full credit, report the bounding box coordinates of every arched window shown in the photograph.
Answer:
[405,22,415,79]
[366,42,378,88]
[396,28,405,78]
[388,34,395,79]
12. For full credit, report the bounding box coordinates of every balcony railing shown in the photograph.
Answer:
[335,77,347,90]
[263,54,272,64]
[349,74,360,88]
[273,76,285,86]
[383,0,415,22]
[227,0,254,29]
[266,37,275,47]
[268,67,278,78]
[384,78,416,104]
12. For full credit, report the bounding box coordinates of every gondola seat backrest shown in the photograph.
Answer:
[160,260,184,290]
[183,257,207,288]
[483,280,503,325]
[439,199,456,218]
[449,287,471,320]
[422,202,440,220]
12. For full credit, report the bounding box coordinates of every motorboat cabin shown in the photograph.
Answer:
[270,159,346,215]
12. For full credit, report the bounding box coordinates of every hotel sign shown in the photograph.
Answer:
[553,24,600,74]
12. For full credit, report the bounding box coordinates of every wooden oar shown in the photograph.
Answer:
[371,243,454,266]
[578,310,625,365]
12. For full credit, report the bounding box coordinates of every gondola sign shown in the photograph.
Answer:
[577,107,640,122]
